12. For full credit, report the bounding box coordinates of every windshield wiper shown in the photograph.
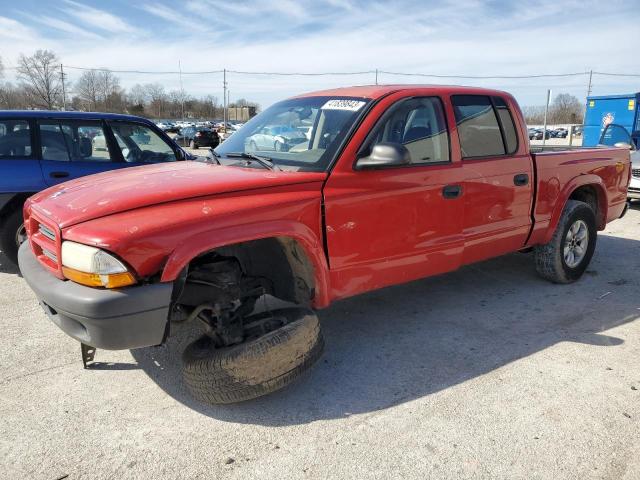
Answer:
[207,148,222,165]
[225,152,280,171]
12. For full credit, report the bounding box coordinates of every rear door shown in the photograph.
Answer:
[452,95,533,264]
[0,118,45,193]
[39,119,127,186]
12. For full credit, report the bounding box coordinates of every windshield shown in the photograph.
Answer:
[215,96,371,171]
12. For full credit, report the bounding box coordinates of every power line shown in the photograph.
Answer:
[592,71,640,78]
[61,65,225,75]
[225,69,377,76]
[4,65,640,79]
[378,71,589,79]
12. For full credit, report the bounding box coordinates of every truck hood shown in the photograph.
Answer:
[30,161,327,228]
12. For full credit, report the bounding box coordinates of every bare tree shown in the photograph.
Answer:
[16,49,62,109]
[74,69,100,111]
[98,70,121,111]
[144,83,166,117]
[550,93,583,124]
[0,82,27,109]
[522,105,546,125]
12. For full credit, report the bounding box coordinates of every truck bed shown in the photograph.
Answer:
[528,146,630,245]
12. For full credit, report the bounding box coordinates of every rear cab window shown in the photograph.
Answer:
[452,95,519,158]
[0,120,33,158]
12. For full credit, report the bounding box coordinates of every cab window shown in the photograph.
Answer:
[452,95,505,158]
[364,96,450,164]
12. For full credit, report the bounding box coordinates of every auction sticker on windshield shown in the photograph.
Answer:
[321,99,366,111]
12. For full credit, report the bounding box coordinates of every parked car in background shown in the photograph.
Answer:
[0,111,191,265]
[245,124,308,152]
[174,126,220,149]
[552,128,568,138]
[529,129,551,140]
[156,121,179,133]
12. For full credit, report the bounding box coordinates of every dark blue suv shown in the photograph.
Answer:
[0,111,189,265]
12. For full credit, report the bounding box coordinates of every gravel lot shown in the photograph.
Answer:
[1,206,639,480]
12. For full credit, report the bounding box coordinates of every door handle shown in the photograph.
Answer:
[50,171,69,179]
[514,173,529,186]
[442,184,462,199]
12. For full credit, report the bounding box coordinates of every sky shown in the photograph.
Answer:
[0,0,639,109]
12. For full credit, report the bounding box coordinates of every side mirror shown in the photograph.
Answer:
[613,142,635,151]
[175,148,186,161]
[355,142,411,170]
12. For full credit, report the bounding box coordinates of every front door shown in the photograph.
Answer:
[323,95,464,300]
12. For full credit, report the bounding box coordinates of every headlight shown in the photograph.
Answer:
[61,241,137,288]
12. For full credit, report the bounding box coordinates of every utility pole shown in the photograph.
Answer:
[581,69,593,125]
[178,60,185,121]
[223,68,227,134]
[59,63,67,110]
[542,89,551,148]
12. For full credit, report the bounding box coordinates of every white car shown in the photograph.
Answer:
[245,125,308,152]
[629,150,640,200]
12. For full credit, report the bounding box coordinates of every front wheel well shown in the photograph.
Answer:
[174,236,316,308]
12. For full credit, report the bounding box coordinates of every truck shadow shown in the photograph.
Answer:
[131,233,640,426]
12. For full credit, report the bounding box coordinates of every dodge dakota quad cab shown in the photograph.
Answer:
[18,86,631,405]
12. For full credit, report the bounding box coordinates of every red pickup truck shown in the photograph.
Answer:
[18,85,630,404]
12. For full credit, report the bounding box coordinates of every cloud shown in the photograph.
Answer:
[1,0,638,108]
[61,0,137,34]
[0,16,36,41]
[22,15,103,39]
[138,3,210,33]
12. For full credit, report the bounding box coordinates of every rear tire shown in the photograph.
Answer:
[534,200,597,283]
[0,209,25,266]
[182,308,324,404]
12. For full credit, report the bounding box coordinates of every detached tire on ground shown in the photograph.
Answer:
[182,308,324,404]
[534,200,597,283]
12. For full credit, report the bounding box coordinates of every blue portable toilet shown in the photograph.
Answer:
[583,93,640,147]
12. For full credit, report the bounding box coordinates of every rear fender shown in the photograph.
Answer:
[543,175,608,244]
[160,220,331,308]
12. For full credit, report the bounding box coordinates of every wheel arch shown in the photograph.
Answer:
[161,221,331,308]
[543,176,607,244]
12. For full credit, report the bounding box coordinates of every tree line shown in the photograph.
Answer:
[521,93,585,125]
[0,49,259,119]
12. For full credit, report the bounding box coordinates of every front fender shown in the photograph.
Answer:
[160,219,332,308]
[543,174,608,244]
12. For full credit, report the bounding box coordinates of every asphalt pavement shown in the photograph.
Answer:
[1,207,639,480]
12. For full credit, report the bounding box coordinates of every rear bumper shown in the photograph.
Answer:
[18,242,173,350]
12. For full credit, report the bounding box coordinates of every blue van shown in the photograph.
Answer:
[583,93,640,148]
[0,111,190,265]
